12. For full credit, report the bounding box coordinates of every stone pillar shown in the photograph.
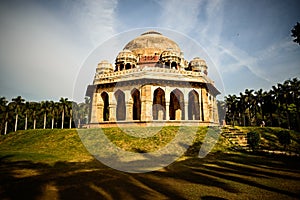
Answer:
[126,103,133,121]
[213,96,219,124]
[125,91,133,121]
[141,85,152,121]
[182,89,189,121]
[108,92,116,121]
[202,88,210,122]
[165,102,170,121]
[109,104,116,121]
[97,104,103,122]
[90,93,98,123]
[165,87,170,121]
[184,101,189,120]
[197,89,202,121]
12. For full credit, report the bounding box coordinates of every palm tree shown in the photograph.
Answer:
[274,82,291,129]
[30,102,39,129]
[11,96,25,132]
[67,101,73,129]
[59,97,69,129]
[0,97,9,135]
[255,89,264,123]
[264,90,275,126]
[238,92,247,126]
[40,101,49,129]
[244,89,254,126]
[23,102,30,130]
[225,94,237,126]
[48,101,57,129]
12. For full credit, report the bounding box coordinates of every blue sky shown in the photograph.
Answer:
[0,0,299,102]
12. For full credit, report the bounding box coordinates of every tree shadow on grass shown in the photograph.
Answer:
[0,152,300,199]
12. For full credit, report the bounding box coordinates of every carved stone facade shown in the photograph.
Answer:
[86,31,220,127]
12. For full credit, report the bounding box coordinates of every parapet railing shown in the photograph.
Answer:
[93,67,214,84]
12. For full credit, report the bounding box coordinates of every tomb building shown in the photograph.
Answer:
[86,31,220,126]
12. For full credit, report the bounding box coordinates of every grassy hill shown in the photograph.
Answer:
[0,127,300,199]
[0,126,299,164]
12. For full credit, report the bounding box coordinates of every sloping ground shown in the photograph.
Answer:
[222,126,300,155]
[0,127,300,199]
[0,129,93,163]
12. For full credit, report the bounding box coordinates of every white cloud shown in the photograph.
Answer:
[0,0,118,101]
[65,0,118,47]
[157,0,203,33]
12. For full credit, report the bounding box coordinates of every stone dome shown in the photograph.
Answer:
[189,57,208,74]
[96,60,113,74]
[123,31,181,55]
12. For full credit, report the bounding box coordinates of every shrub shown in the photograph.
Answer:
[277,130,291,150]
[247,131,260,151]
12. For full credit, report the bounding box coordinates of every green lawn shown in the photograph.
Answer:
[0,127,299,199]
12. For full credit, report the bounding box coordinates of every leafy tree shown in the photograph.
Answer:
[291,22,300,45]
[247,131,260,151]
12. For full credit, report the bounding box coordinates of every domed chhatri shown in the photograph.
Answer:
[86,31,220,127]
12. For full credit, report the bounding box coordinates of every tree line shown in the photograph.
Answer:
[222,78,300,131]
[0,97,90,135]
[1,77,299,134]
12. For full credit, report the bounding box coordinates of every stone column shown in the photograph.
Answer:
[125,90,133,121]
[213,96,219,124]
[108,92,116,122]
[165,87,170,121]
[183,89,189,121]
[126,103,133,121]
[197,89,202,121]
[165,102,170,120]
[202,88,210,122]
[184,101,189,120]
[90,93,98,123]
[97,103,103,122]
[141,85,152,121]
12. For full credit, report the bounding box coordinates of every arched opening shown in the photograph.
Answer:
[171,62,177,70]
[169,89,184,120]
[153,88,166,120]
[131,88,141,120]
[115,90,126,121]
[155,63,163,68]
[125,63,131,70]
[188,90,200,120]
[164,62,170,69]
[101,92,109,121]
[120,64,124,71]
